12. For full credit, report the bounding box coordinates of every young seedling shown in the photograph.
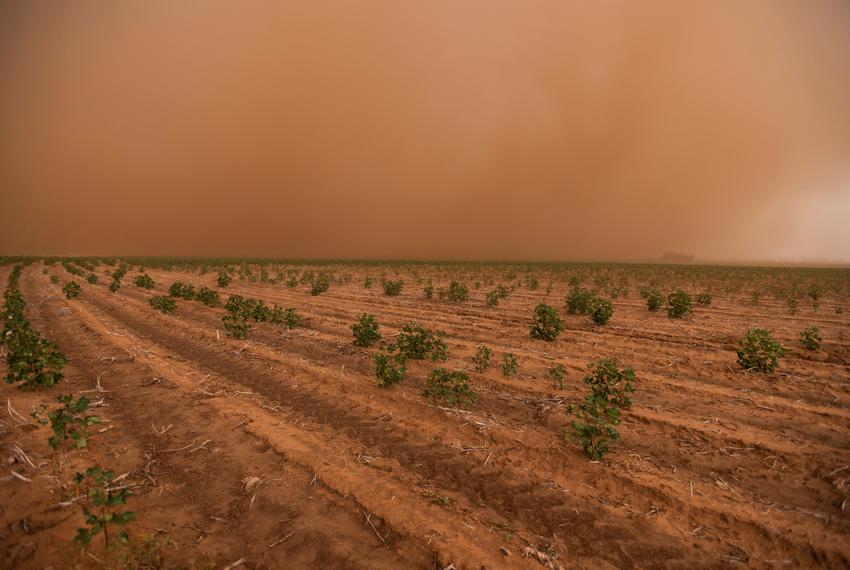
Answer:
[33,395,100,450]
[568,359,635,459]
[530,303,562,341]
[423,281,434,299]
[217,271,232,288]
[799,326,822,351]
[472,344,492,372]
[364,276,374,289]
[50,275,60,284]
[548,363,567,389]
[424,368,476,406]
[4,324,68,390]
[501,352,518,379]
[737,328,785,372]
[73,466,136,550]
[352,314,381,347]
[86,274,98,285]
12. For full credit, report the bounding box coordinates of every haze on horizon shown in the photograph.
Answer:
[1,1,849,264]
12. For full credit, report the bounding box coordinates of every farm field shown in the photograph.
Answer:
[2,259,849,569]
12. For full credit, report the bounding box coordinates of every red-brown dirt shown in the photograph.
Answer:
[2,262,848,569]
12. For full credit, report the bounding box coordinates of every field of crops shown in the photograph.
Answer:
[2,258,849,569]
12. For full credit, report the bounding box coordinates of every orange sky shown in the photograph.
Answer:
[1,1,849,262]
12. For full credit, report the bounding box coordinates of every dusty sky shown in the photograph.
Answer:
[1,1,849,262]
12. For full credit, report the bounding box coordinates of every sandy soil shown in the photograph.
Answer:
[2,262,848,569]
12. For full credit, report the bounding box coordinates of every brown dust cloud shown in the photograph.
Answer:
[1,1,849,263]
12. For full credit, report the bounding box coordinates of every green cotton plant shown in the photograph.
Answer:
[222,314,250,339]
[486,285,510,307]
[62,261,85,277]
[530,303,562,341]
[33,395,100,450]
[396,323,447,361]
[73,466,136,550]
[222,293,298,335]
[216,271,232,288]
[351,314,381,347]
[133,273,154,290]
[565,287,595,315]
[373,351,406,387]
[3,267,68,390]
[548,363,567,389]
[737,328,785,372]
[269,306,300,329]
[808,284,823,311]
[786,296,799,315]
[799,326,822,351]
[472,344,492,372]
[62,281,82,299]
[501,352,518,379]
[168,281,195,300]
[445,281,469,302]
[424,368,476,406]
[5,322,68,390]
[382,279,404,297]
[149,296,176,315]
[568,359,635,460]
[640,287,664,312]
[224,294,250,315]
[589,297,614,325]
[250,299,271,322]
[696,292,712,306]
[666,289,693,319]
[86,274,98,285]
[310,276,331,296]
[109,265,128,293]
[194,286,221,307]
[423,281,434,299]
